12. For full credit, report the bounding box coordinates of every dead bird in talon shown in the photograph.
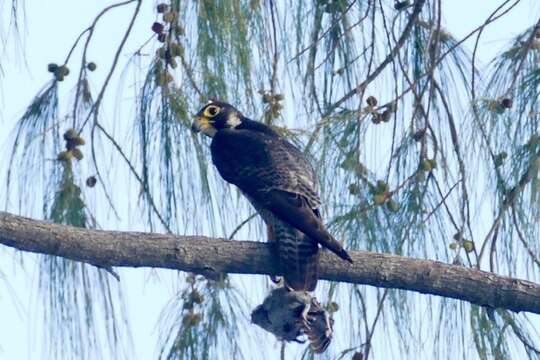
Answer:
[251,287,333,353]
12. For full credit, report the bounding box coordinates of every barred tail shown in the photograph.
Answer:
[281,249,319,291]
[258,189,353,264]
[277,229,320,291]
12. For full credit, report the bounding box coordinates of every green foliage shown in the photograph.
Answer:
[4,76,126,359]
[49,162,86,225]
[158,275,247,360]
[5,81,61,212]
[196,0,256,102]
[39,160,127,360]
[471,307,511,360]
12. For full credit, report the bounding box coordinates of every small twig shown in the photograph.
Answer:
[498,309,540,355]
[79,0,142,133]
[95,122,172,233]
[512,207,540,269]
[422,181,459,224]
[228,213,257,240]
[471,0,519,106]
[364,289,388,360]
[433,80,476,262]
[171,31,204,99]
[70,0,138,129]
[177,50,204,99]
[478,151,540,262]
[269,0,279,98]
[89,119,121,220]
[62,28,91,65]
[288,0,358,63]
[96,264,121,281]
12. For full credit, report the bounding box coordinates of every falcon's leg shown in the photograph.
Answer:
[322,309,333,337]
[267,223,284,285]
[300,302,311,331]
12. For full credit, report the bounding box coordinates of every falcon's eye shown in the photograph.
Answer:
[204,105,220,117]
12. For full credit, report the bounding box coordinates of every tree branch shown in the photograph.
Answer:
[1,211,539,314]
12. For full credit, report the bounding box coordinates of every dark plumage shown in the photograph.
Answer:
[192,100,352,291]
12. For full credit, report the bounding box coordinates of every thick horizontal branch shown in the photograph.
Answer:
[1,211,540,314]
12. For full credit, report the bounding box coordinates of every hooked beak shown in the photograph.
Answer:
[191,118,202,133]
[191,116,215,137]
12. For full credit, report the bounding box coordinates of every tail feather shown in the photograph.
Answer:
[281,250,319,291]
[311,225,353,263]
[259,189,353,263]
[274,223,319,291]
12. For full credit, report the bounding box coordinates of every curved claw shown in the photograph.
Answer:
[270,275,283,285]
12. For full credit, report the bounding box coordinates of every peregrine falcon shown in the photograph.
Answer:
[192,100,352,291]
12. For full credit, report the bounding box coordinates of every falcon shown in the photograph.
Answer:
[192,100,352,291]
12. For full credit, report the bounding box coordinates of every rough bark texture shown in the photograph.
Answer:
[1,211,540,314]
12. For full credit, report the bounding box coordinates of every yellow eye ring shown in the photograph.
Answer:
[204,105,220,117]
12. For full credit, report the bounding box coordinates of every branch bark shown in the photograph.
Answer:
[1,211,540,314]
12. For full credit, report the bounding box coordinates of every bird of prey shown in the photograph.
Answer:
[192,100,352,291]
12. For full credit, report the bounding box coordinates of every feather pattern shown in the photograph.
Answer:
[194,102,347,353]
[210,118,352,290]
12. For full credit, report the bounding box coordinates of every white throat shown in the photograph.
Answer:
[203,127,217,138]
[227,113,242,128]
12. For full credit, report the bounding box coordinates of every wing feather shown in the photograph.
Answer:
[211,128,352,263]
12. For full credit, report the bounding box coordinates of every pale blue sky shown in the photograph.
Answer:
[0,1,538,359]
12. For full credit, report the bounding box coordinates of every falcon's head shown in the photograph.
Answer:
[192,100,243,137]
